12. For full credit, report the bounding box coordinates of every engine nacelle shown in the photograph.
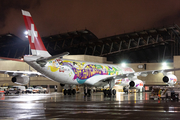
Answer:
[162,74,177,86]
[129,79,144,89]
[12,76,29,85]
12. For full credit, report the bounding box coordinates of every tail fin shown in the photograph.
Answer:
[22,10,51,57]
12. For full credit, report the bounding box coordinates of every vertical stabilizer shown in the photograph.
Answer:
[22,10,51,57]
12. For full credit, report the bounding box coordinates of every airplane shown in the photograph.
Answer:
[0,10,180,96]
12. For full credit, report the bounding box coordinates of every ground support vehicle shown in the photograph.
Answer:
[150,86,180,100]
[33,86,47,94]
[26,87,34,93]
[6,87,20,95]
[0,87,7,94]
[0,90,5,94]
[4,86,26,95]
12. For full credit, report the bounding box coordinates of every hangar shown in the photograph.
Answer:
[0,24,180,91]
[1,24,180,63]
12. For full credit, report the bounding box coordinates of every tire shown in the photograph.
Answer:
[87,89,91,96]
[123,87,128,93]
[64,89,67,95]
[108,90,112,96]
[68,89,71,95]
[112,89,116,95]
[84,89,87,96]
[103,89,107,96]
[72,89,76,95]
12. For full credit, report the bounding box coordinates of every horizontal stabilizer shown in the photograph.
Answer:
[35,52,69,67]
[37,52,69,61]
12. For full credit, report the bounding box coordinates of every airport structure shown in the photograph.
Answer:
[1,24,180,91]
[1,24,180,63]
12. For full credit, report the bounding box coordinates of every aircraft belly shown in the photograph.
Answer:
[84,75,112,86]
[44,67,78,84]
[54,69,78,84]
[27,62,78,84]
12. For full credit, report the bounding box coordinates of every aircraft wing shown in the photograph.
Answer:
[0,70,43,77]
[0,57,23,62]
[114,68,180,79]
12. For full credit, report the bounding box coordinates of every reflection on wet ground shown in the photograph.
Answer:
[0,92,180,119]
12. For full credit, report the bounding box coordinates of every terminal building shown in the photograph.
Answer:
[1,24,180,92]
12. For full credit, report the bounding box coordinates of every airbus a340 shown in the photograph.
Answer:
[0,10,179,96]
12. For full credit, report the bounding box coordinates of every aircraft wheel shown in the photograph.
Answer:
[87,89,91,96]
[72,89,76,95]
[68,89,72,95]
[112,89,116,95]
[64,89,67,95]
[108,89,112,96]
[123,87,128,93]
[84,89,88,96]
[103,89,107,96]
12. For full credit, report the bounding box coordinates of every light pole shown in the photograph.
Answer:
[28,44,31,87]
[24,31,31,87]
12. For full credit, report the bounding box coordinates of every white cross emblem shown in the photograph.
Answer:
[28,24,38,43]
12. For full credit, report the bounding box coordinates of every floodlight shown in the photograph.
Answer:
[121,63,126,67]
[24,31,28,35]
[24,31,28,38]
[162,62,167,67]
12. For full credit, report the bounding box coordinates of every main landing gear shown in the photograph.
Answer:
[123,86,129,93]
[62,84,76,95]
[84,86,91,96]
[103,89,116,96]
[63,89,76,95]
[103,79,116,96]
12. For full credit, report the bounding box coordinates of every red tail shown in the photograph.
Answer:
[22,10,51,57]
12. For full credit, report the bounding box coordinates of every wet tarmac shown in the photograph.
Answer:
[0,92,180,120]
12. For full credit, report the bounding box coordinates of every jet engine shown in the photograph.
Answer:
[129,79,144,89]
[162,74,177,86]
[11,75,29,85]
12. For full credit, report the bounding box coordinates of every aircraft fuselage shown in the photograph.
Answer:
[25,56,135,86]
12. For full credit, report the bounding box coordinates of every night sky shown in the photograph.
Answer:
[1,0,180,40]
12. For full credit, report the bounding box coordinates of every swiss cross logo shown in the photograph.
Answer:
[28,24,38,43]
